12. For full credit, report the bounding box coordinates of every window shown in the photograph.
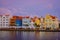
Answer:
[3,24,5,26]
[3,19,5,21]
[3,17,5,18]
[6,22,8,23]
[6,19,8,21]
[6,16,9,18]
[6,24,8,26]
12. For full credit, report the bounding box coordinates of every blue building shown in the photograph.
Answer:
[15,19,22,28]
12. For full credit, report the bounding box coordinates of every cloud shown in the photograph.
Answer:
[7,8,30,16]
[0,8,12,15]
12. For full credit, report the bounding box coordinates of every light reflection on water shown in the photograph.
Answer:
[0,31,59,40]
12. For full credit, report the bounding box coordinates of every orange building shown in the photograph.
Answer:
[10,16,23,26]
[10,18,16,26]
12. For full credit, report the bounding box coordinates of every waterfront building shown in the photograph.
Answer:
[40,16,44,29]
[44,14,59,29]
[30,18,35,29]
[51,16,59,29]
[44,14,52,29]
[10,16,22,28]
[0,14,10,28]
[34,16,40,28]
[15,16,22,28]
[22,16,31,28]
[10,18,16,26]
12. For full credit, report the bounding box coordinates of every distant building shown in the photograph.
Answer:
[0,14,10,28]
[10,18,16,26]
[34,16,40,28]
[44,14,52,29]
[10,16,22,28]
[22,16,31,28]
[44,14,59,29]
[40,16,44,29]
[30,18,35,29]
[15,16,22,27]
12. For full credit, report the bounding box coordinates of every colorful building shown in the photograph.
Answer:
[22,16,31,28]
[44,14,59,29]
[51,16,59,29]
[10,16,22,28]
[34,16,40,28]
[0,13,59,29]
[40,16,44,29]
[0,14,10,28]
[30,18,35,29]
[10,18,16,26]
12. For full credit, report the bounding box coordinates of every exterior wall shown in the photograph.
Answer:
[10,18,16,26]
[44,14,52,29]
[40,17,44,28]
[22,17,31,28]
[53,18,59,29]
[0,15,10,28]
[35,19,40,25]
[10,16,23,28]
[16,19,22,26]
[44,14,59,29]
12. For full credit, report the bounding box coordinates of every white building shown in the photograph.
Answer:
[40,16,44,29]
[22,16,31,28]
[0,14,10,28]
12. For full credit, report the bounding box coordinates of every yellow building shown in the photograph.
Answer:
[44,14,52,29]
[44,14,59,30]
[34,17,40,27]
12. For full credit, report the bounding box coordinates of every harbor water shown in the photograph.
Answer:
[0,31,59,40]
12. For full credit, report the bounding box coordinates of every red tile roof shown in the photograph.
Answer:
[25,16,30,18]
[50,15,56,19]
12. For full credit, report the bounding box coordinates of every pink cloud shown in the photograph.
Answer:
[0,8,11,15]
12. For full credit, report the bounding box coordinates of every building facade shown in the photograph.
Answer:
[10,16,22,28]
[44,14,59,29]
[22,16,31,28]
[40,16,44,29]
[0,14,10,28]
[34,16,40,28]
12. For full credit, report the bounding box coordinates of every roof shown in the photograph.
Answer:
[25,16,30,18]
[50,15,56,19]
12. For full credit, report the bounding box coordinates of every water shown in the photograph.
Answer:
[0,31,59,40]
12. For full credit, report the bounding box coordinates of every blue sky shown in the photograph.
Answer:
[0,0,60,19]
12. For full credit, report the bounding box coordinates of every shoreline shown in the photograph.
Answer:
[0,28,60,32]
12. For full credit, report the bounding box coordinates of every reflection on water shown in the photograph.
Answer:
[0,31,59,40]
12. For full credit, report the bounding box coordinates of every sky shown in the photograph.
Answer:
[0,0,60,19]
